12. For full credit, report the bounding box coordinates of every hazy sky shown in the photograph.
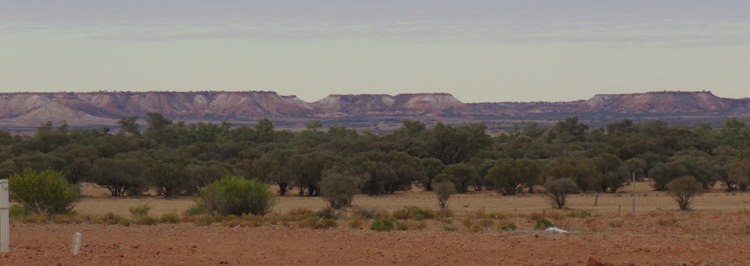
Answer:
[1,1,749,102]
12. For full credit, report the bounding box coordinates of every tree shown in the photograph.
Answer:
[8,169,78,216]
[118,116,140,135]
[486,159,542,195]
[145,160,192,198]
[667,176,703,211]
[545,157,597,191]
[544,178,579,209]
[433,180,456,209]
[728,159,750,192]
[436,163,478,193]
[420,158,445,191]
[89,158,147,197]
[592,153,629,193]
[319,172,361,209]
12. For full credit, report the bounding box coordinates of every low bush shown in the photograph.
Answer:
[129,204,151,218]
[198,177,276,216]
[319,173,360,209]
[391,206,435,220]
[351,207,387,219]
[498,221,517,231]
[370,218,395,232]
[565,210,593,218]
[534,217,555,230]
[133,216,159,225]
[159,213,181,224]
[9,169,78,216]
[9,205,30,220]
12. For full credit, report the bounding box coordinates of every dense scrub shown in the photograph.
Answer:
[1,113,749,200]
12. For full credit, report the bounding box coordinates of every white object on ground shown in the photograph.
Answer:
[72,232,82,256]
[544,227,568,234]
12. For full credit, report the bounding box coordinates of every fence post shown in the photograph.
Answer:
[1,179,9,253]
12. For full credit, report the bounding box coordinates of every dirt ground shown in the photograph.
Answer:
[3,212,750,265]
[4,182,750,265]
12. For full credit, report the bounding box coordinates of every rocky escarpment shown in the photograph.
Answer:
[0,90,747,129]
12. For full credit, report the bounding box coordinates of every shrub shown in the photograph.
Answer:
[319,173,360,209]
[534,217,555,230]
[667,176,703,211]
[159,213,181,223]
[351,207,386,219]
[498,221,517,231]
[565,210,593,218]
[97,212,129,225]
[544,178,579,209]
[9,205,31,220]
[184,205,207,216]
[442,224,459,232]
[391,206,435,220]
[8,169,78,216]
[198,176,276,216]
[370,218,395,232]
[129,204,151,218]
[133,216,159,225]
[433,180,456,209]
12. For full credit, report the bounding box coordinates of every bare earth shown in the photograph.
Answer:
[3,182,750,265]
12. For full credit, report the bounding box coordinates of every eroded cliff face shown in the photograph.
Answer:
[577,91,739,113]
[0,90,747,128]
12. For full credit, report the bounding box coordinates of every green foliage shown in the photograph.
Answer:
[486,159,542,195]
[198,176,276,216]
[128,204,151,217]
[668,176,704,211]
[390,206,435,220]
[433,180,456,209]
[159,213,181,223]
[89,158,147,197]
[319,172,360,209]
[437,163,477,193]
[8,169,78,216]
[544,178,579,209]
[9,205,31,220]
[370,218,396,232]
[534,217,555,230]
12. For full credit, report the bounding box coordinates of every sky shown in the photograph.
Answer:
[1,0,749,103]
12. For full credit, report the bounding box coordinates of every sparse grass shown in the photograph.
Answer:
[656,216,679,227]
[565,210,593,218]
[498,221,517,231]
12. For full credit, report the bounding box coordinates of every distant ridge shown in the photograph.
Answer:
[0,90,748,129]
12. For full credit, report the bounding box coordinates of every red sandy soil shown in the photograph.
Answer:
[2,212,750,265]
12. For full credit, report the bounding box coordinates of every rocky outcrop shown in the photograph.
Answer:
[0,90,747,129]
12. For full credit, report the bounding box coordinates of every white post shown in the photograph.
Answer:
[631,171,636,213]
[1,179,9,253]
[71,232,82,256]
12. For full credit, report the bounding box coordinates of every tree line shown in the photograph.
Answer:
[0,113,749,199]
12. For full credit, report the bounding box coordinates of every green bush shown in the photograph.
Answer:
[8,169,78,216]
[370,218,395,232]
[133,216,158,225]
[534,217,555,230]
[198,176,276,216]
[391,206,435,220]
[319,173,360,209]
[159,213,181,223]
[9,205,31,220]
[129,204,151,218]
[184,205,207,216]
